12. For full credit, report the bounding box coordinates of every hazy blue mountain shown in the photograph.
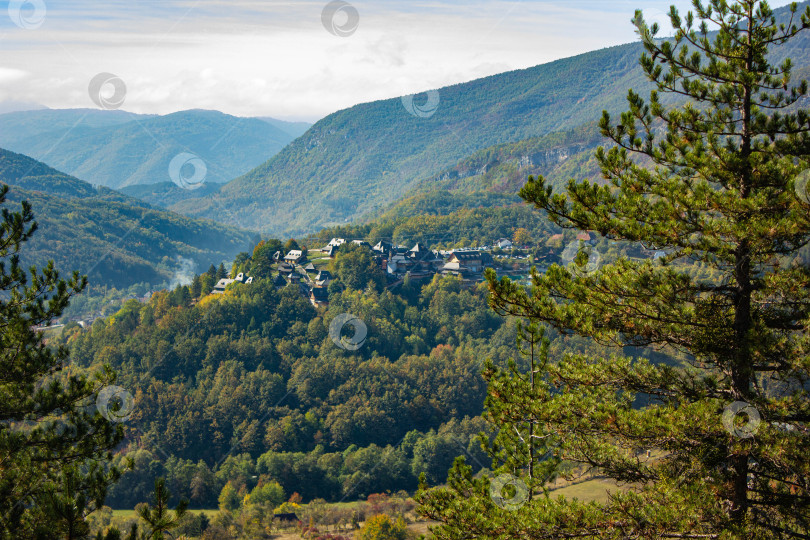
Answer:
[0,108,147,145]
[0,101,47,114]
[0,148,257,288]
[0,108,297,190]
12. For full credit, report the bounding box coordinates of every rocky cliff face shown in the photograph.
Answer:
[432,140,592,187]
[517,143,588,169]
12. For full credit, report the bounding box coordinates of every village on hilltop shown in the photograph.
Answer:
[44,230,669,330]
[210,235,581,308]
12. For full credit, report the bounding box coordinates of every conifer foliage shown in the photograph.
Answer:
[0,185,123,538]
[418,1,810,537]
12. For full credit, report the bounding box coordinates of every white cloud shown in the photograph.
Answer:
[0,0,800,120]
[0,67,28,83]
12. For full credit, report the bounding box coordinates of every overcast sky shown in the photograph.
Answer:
[0,0,798,121]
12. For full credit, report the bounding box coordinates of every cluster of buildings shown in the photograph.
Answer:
[321,238,511,285]
[206,237,534,308]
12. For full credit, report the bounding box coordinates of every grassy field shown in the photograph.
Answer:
[110,508,219,519]
[105,478,624,518]
[99,477,626,538]
[548,477,625,504]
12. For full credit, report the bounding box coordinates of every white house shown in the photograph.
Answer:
[213,278,235,293]
[213,273,253,293]
[496,238,513,250]
[284,250,305,263]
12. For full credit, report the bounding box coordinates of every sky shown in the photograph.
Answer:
[0,0,799,121]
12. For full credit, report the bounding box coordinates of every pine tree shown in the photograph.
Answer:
[0,186,123,537]
[135,478,187,540]
[416,322,561,536]
[484,322,561,500]
[418,1,810,537]
[190,275,202,299]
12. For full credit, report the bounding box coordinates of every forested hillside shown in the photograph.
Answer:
[120,181,223,209]
[0,148,257,288]
[171,42,654,235]
[63,273,498,506]
[61,249,667,510]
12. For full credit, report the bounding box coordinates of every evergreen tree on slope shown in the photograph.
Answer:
[418,1,810,537]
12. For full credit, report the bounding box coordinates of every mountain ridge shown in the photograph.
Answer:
[0,147,258,288]
[0,108,305,191]
[171,1,810,236]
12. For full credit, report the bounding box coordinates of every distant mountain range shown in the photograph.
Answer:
[0,148,258,289]
[0,101,47,114]
[0,108,311,192]
[256,117,313,139]
[160,1,810,237]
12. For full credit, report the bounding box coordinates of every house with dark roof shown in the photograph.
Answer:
[373,240,392,254]
[310,286,329,307]
[278,263,295,277]
[441,250,494,276]
[386,253,414,276]
[315,270,332,286]
[408,243,430,258]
